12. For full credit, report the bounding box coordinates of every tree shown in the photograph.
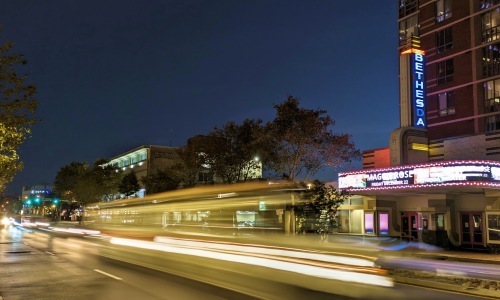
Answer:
[174,136,213,188]
[92,158,123,201]
[54,159,122,204]
[0,29,38,193]
[53,162,89,203]
[141,169,180,195]
[265,96,361,181]
[204,119,265,183]
[118,170,140,198]
[295,180,348,239]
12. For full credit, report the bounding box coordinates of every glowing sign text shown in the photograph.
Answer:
[413,53,426,127]
[338,161,500,190]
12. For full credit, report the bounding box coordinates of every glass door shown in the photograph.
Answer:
[401,212,418,241]
[460,212,483,246]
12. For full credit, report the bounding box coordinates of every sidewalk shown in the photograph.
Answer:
[327,234,500,264]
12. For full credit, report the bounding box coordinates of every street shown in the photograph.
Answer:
[1,224,497,300]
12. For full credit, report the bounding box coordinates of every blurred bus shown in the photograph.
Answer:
[86,182,300,237]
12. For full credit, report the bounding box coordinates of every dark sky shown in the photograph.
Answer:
[1,0,399,195]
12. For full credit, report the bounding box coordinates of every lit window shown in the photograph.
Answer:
[399,0,418,18]
[484,79,500,113]
[482,43,500,77]
[438,91,455,116]
[399,15,419,46]
[436,0,452,23]
[481,0,500,10]
[481,8,500,43]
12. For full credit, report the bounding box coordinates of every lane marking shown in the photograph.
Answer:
[45,251,55,255]
[94,269,123,281]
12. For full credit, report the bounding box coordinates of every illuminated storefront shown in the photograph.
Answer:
[337,160,500,251]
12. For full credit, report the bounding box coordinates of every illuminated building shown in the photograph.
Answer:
[104,145,180,197]
[19,185,59,220]
[336,1,500,251]
[400,0,500,160]
[105,142,263,197]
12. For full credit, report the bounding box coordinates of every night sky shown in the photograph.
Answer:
[1,1,399,195]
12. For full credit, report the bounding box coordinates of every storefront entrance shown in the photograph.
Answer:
[401,212,419,241]
[460,212,483,247]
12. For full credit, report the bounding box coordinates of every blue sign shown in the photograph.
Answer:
[412,53,426,127]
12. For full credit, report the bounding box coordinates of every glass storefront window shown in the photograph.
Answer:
[337,209,363,234]
[351,210,363,234]
[434,213,445,230]
[350,196,363,205]
[487,213,500,241]
[338,210,350,233]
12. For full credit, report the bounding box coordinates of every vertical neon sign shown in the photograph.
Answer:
[412,52,426,127]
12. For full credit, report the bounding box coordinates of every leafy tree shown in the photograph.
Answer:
[92,158,123,201]
[118,170,140,198]
[295,180,348,238]
[53,162,89,203]
[141,169,180,195]
[174,136,213,188]
[265,96,361,181]
[54,160,122,204]
[204,119,265,183]
[0,29,38,193]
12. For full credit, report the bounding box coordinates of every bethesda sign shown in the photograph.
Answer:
[412,53,426,127]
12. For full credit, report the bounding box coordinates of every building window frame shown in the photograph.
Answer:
[438,91,455,116]
[436,0,452,23]
[483,43,500,77]
[481,0,500,10]
[436,59,454,85]
[484,78,500,112]
[399,0,418,18]
[482,8,500,43]
[436,27,453,53]
[487,115,500,131]
[399,15,419,46]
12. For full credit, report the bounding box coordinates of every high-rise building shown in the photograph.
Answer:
[399,0,500,161]
[335,1,500,252]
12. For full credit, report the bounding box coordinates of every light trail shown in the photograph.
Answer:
[154,236,377,267]
[110,237,393,287]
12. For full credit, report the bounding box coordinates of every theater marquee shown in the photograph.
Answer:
[338,160,500,191]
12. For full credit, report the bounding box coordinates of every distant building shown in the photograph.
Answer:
[104,145,180,197]
[21,185,52,201]
[105,140,263,197]
[20,184,56,218]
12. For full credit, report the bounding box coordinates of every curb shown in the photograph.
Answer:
[395,276,500,298]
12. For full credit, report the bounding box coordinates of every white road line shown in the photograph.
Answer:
[94,269,123,281]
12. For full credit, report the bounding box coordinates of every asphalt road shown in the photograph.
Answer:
[0,224,495,300]
[0,226,260,300]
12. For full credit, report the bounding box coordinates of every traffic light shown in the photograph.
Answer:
[53,198,59,204]
[26,200,32,206]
